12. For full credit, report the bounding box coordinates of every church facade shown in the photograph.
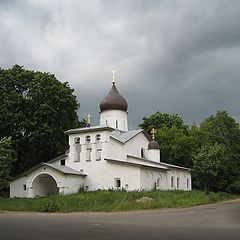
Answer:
[10,75,191,198]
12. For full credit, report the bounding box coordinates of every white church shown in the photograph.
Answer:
[10,72,191,198]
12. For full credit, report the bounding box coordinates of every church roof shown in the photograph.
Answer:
[65,125,114,135]
[105,158,169,171]
[100,83,128,112]
[110,129,151,143]
[43,163,87,176]
[11,162,87,180]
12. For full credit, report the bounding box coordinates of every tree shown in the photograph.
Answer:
[0,65,80,175]
[139,111,188,133]
[139,112,193,167]
[199,111,240,191]
[192,143,228,194]
[0,137,14,191]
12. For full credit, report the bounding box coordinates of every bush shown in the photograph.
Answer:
[227,180,240,194]
[38,200,60,213]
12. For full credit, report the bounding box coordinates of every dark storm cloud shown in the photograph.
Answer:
[1,0,240,128]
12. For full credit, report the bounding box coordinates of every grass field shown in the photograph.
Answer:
[0,190,238,213]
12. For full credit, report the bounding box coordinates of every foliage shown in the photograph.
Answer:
[199,110,240,190]
[38,199,60,213]
[0,190,237,213]
[192,143,228,194]
[78,118,87,128]
[0,137,14,191]
[140,110,240,193]
[227,179,240,194]
[139,111,188,133]
[140,112,193,167]
[0,65,80,175]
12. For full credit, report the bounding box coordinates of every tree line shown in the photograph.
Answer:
[140,111,240,194]
[0,65,239,195]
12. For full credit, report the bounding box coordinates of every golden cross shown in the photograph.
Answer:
[87,113,91,126]
[150,128,156,140]
[112,69,116,83]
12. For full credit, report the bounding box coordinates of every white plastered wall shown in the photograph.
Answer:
[140,168,168,190]
[10,177,27,198]
[100,110,128,131]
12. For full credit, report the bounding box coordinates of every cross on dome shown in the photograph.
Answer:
[151,128,156,140]
[112,69,116,83]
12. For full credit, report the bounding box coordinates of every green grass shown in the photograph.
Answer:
[0,190,238,213]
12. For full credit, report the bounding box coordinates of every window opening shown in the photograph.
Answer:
[86,148,92,161]
[74,137,80,144]
[171,176,174,189]
[177,177,180,189]
[96,149,102,160]
[115,178,121,188]
[141,148,145,158]
[85,135,91,144]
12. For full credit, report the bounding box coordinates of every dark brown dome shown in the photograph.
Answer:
[100,83,128,112]
[148,140,160,150]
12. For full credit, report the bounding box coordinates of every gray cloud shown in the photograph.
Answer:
[1,0,240,128]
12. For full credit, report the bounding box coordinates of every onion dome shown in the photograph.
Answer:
[100,83,128,112]
[148,140,160,150]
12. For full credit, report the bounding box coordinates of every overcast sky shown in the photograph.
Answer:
[1,0,240,129]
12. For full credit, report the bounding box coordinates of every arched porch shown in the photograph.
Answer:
[32,173,59,197]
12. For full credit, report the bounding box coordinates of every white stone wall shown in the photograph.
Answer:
[100,110,128,131]
[147,149,161,163]
[102,162,141,190]
[123,132,149,159]
[10,177,27,198]
[166,168,192,191]
[140,168,168,190]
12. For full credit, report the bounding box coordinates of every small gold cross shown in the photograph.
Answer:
[87,113,91,126]
[150,128,156,140]
[112,69,116,83]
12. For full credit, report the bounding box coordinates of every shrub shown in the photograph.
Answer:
[38,200,60,213]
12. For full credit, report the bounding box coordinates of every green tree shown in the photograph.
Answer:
[199,110,240,191]
[0,65,80,175]
[140,112,192,167]
[139,111,188,133]
[0,137,14,191]
[192,143,228,194]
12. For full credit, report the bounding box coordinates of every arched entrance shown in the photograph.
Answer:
[32,174,59,197]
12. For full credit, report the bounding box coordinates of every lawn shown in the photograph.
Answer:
[0,190,238,213]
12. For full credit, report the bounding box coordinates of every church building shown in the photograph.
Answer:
[10,71,191,198]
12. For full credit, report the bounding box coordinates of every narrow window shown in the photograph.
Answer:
[105,120,108,125]
[141,148,145,158]
[60,159,65,166]
[177,177,180,189]
[171,176,174,189]
[115,178,121,188]
[96,149,102,161]
[86,148,92,161]
[156,179,160,188]
[74,137,81,162]
[116,120,118,129]
[187,178,189,189]
[23,184,26,190]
